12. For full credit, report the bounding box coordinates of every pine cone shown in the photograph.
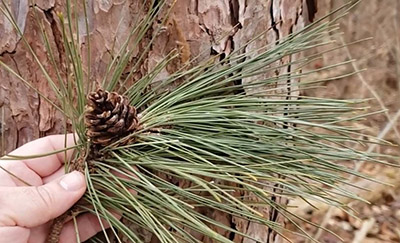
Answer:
[85,89,139,147]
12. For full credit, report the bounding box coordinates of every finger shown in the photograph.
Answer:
[0,161,42,187]
[0,226,30,243]
[42,167,65,184]
[112,168,138,196]
[28,223,51,243]
[59,213,121,243]
[8,134,77,177]
[0,171,86,228]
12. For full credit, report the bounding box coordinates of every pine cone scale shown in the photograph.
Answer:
[104,111,113,119]
[91,124,109,131]
[106,114,119,125]
[111,103,121,114]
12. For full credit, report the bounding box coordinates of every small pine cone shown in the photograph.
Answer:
[85,89,139,147]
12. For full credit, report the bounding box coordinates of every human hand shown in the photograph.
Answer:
[0,134,107,243]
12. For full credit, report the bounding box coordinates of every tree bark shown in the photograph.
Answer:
[0,0,316,242]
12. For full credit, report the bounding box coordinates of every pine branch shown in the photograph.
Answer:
[0,0,394,242]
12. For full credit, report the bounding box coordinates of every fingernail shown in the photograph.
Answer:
[59,171,84,191]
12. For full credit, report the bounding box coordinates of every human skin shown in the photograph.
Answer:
[0,134,109,243]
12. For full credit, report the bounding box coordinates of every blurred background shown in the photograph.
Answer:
[289,1,400,242]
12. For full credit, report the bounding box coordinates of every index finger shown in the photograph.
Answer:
[7,134,78,177]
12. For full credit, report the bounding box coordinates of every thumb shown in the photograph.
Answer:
[0,171,86,228]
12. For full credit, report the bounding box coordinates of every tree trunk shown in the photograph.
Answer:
[0,0,316,242]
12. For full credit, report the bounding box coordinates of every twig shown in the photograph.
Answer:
[340,36,400,143]
[312,207,335,242]
[46,205,83,243]
[351,218,376,243]
[351,109,400,176]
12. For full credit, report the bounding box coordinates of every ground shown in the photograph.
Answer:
[287,1,400,242]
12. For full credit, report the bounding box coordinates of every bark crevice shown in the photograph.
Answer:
[0,49,16,57]
[305,0,317,22]
[269,1,280,44]
[43,7,65,68]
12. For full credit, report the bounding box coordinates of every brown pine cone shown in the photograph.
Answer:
[85,89,140,147]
